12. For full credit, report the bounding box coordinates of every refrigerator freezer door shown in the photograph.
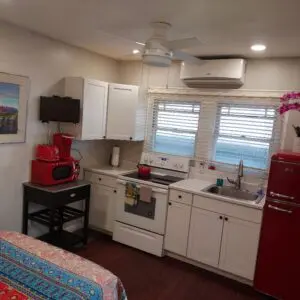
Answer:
[267,160,300,203]
[254,199,300,300]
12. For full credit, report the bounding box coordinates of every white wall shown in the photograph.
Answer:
[120,59,300,150]
[0,21,120,231]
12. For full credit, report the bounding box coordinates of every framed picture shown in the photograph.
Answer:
[0,72,30,143]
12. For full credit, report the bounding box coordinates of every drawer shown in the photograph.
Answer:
[193,195,262,223]
[113,221,164,257]
[84,171,116,187]
[169,189,193,205]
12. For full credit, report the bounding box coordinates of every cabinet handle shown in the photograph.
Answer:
[224,217,228,221]
[268,204,292,214]
[70,193,76,198]
[219,216,223,220]
[178,195,182,199]
[168,202,172,206]
[270,191,294,200]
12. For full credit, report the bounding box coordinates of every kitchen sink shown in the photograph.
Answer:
[202,185,263,203]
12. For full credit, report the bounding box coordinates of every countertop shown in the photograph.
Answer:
[170,178,265,210]
[83,166,135,177]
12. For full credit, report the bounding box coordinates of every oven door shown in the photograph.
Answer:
[115,179,168,235]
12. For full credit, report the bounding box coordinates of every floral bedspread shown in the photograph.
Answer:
[0,231,127,300]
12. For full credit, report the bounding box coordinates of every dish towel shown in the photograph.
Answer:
[125,182,138,206]
[139,186,152,203]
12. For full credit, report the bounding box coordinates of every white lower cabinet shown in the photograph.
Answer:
[89,184,117,232]
[187,207,223,267]
[219,216,260,280]
[164,201,191,256]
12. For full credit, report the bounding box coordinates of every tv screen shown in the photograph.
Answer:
[40,96,80,123]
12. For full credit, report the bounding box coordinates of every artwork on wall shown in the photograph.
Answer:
[0,73,30,143]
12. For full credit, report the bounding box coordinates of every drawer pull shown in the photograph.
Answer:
[98,178,102,181]
[70,193,76,198]
[178,195,182,199]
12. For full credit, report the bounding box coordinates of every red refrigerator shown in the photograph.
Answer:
[254,152,300,300]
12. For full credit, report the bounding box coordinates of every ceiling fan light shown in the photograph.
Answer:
[143,55,171,67]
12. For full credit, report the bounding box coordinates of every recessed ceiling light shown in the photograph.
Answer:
[136,42,145,46]
[251,44,266,52]
[132,49,140,54]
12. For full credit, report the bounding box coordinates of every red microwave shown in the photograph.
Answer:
[31,159,79,186]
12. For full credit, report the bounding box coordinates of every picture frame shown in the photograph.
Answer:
[0,72,30,143]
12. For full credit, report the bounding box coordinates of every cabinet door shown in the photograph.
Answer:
[187,208,223,267]
[106,84,139,140]
[81,80,108,140]
[219,216,260,280]
[89,184,116,232]
[164,201,191,256]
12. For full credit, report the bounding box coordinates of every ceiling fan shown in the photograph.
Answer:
[126,22,204,67]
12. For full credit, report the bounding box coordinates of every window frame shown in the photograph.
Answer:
[212,103,278,170]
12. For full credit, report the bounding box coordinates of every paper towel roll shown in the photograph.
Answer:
[111,146,120,167]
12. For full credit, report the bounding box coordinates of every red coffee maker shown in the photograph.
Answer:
[53,133,74,160]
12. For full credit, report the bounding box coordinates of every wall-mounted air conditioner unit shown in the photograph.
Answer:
[180,58,246,89]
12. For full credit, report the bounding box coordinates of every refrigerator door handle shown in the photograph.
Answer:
[268,204,293,214]
[270,191,295,200]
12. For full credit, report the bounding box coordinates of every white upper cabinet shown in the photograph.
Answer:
[106,83,146,141]
[219,216,261,280]
[64,77,108,140]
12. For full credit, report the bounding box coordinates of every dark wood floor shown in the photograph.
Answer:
[77,233,270,300]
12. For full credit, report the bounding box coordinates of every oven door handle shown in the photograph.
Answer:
[116,179,168,194]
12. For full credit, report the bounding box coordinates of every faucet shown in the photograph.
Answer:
[227,159,244,190]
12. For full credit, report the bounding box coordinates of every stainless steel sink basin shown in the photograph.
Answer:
[202,185,263,203]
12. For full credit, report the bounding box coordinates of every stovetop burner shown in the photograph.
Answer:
[123,172,182,186]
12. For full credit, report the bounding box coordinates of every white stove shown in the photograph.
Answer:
[113,152,190,256]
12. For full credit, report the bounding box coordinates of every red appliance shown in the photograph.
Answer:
[31,158,80,186]
[35,144,59,162]
[53,133,74,160]
[254,152,300,300]
[137,164,151,179]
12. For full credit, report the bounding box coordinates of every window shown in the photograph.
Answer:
[152,100,200,157]
[213,104,277,169]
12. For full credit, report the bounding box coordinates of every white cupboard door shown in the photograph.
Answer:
[187,208,223,267]
[219,217,260,280]
[81,80,108,140]
[89,185,116,232]
[164,201,191,256]
[106,84,139,140]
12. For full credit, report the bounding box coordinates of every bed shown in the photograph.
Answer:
[0,231,127,300]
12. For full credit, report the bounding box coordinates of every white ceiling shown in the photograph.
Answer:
[0,0,299,60]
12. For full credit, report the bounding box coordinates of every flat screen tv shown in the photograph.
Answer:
[40,96,80,123]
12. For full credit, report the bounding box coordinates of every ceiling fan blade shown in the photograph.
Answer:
[172,50,205,65]
[167,37,202,50]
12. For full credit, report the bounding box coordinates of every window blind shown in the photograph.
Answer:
[149,100,200,157]
[213,103,280,169]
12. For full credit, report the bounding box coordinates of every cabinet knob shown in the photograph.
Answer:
[114,190,117,193]
[103,135,106,139]
[70,193,76,198]
[225,217,228,221]
[129,137,133,140]
[178,195,182,199]
[98,178,102,181]
[219,216,223,220]
[168,202,172,206]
